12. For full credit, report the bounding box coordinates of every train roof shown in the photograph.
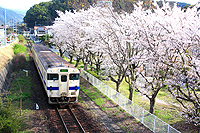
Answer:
[32,44,75,71]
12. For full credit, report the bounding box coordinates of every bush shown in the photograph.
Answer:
[12,53,27,71]
[0,99,24,133]
[18,34,25,42]
[13,44,26,55]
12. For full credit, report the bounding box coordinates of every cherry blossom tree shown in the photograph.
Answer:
[160,3,200,125]
[123,2,171,113]
[49,1,200,125]
[132,1,200,122]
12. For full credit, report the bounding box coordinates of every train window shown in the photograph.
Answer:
[47,74,59,80]
[61,75,67,82]
[69,74,79,80]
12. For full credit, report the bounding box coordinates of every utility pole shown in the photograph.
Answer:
[12,19,14,40]
[45,27,47,41]
[4,9,6,46]
[16,21,18,34]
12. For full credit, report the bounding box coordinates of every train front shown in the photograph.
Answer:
[46,67,80,105]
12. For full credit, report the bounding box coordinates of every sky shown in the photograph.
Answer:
[0,0,199,11]
[0,0,50,10]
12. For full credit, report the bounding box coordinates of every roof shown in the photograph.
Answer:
[0,26,9,29]
[32,44,75,71]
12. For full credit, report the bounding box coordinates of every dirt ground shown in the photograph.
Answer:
[0,39,18,71]
[0,46,14,71]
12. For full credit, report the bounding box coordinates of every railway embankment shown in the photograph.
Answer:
[0,61,12,95]
[0,39,18,96]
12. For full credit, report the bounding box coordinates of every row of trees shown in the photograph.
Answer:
[50,2,200,126]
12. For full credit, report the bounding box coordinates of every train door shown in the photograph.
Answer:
[59,73,68,97]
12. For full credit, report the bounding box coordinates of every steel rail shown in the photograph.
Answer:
[56,107,70,133]
[68,106,86,133]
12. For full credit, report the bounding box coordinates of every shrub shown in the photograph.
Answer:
[18,34,25,42]
[12,53,27,72]
[13,44,26,55]
[0,99,24,133]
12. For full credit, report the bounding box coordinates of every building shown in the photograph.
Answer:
[34,26,46,37]
[0,26,9,46]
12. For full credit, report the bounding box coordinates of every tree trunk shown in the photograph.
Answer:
[116,82,120,92]
[90,63,93,71]
[96,64,100,75]
[128,84,133,101]
[69,55,73,63]
[84,63,87,70]
[59,49,63,58]
[149,98,155,114]
[75,58,80,67]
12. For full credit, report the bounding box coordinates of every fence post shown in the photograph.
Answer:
[88,73,90,83]
[89,73,91,83]
[110,89,113,100]
[93,75,94,85]
[124,97,126,110]
[100,81,102,91]
[142,108,144,124]
[107,85,108,95]
[97,78,99,89]
[132,102,134,117]
[167,124,169,133]
[153,115,156,132]
[117,92,119,105]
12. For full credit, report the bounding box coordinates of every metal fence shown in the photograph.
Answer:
[80,69,181,133]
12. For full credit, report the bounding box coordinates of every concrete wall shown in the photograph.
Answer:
[0,61,12,95]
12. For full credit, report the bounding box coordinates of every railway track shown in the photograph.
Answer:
[56,106,86,133]
[25,38,107,132]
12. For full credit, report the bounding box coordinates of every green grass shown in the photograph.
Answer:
[13,44,27,55]
[8,93,31,101]
[103,78,182,124]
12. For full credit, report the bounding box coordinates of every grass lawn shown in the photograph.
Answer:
[104,78,183,124]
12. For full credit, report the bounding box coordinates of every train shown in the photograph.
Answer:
[31,44,80,105]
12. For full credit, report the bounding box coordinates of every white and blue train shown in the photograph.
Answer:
[31,44,80,105]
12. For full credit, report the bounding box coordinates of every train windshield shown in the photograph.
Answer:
[47,74,59,80]
[61,75,67,82]
[69,74,79,80]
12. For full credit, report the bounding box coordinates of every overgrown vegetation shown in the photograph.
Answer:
[12,44,28,72]
[0,99,25,133]
[18,34,25,42]
[13,44,27,55]
[0,38,33,132]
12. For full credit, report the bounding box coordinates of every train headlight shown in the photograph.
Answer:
[70,97,76,102]
[50,97,56,102]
